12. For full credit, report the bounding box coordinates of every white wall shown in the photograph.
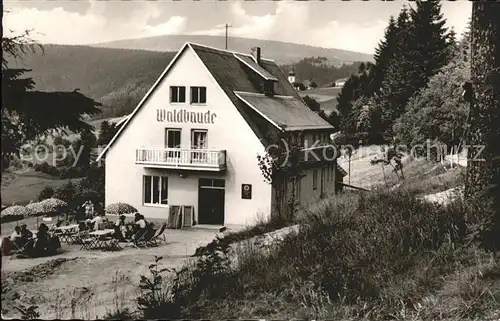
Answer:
[105,46,272,226]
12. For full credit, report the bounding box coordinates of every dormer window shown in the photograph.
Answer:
[263,80,276,96]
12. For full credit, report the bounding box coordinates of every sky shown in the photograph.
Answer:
[3,0,472,55]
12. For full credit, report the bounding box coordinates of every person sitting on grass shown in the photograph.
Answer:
[20,224,33,239]
[32,223,61,257]
[19,224,34,251]
[10,226,22,248]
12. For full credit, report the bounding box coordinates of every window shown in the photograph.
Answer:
[191,130,207,149]
[165,128,181,158]
[170,86,186,103]
[313,169,318,190]
[165,128,181,148]
[144,175,168,205]
[199,178,225,188]
[263,81,275,95]
[191,130,208,161]
[190,86,207,104]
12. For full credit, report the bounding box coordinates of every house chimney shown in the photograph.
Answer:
[256,47,261,65]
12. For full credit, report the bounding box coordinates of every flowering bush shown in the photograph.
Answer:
[1,205,29,218]
[26,202,45,216]
[105,202,137,215]
[1,205,29,222]
[39,198,68,213]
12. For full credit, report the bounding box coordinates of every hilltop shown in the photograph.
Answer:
[7,43,356,119]
[91,35,374,66]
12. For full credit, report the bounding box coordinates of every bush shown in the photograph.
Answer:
[105,203,138,215]
[38,186,55,201]
[25,202,45,217]
[132,189,492,319]
[39,198,68,215]
[1,205,29,222]
[53,181,78,204]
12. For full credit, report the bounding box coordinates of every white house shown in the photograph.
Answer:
[97,42,346,228]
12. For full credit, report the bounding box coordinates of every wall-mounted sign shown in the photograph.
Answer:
[241,184,252,199]
[157,109,217,124]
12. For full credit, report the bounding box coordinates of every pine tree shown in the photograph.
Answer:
[372,16,399,94]
[465,1,500,251]
[378,6,413,139]
[409,0,454,90]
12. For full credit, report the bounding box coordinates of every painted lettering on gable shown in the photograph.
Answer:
[157,109,217,124]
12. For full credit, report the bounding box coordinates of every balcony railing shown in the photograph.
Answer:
[135,148,226,171]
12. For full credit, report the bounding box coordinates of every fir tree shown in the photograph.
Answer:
[372,16,399,94]
[409,0,454,90]
[378,6,413,139]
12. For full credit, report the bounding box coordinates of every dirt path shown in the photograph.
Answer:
[1,228,218,319]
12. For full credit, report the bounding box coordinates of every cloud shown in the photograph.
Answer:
[3,1,187,44]
[188,2,387,54]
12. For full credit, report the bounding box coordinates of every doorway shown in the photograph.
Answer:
[198,178,225,225]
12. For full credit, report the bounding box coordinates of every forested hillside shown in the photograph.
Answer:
[7,44,361,119]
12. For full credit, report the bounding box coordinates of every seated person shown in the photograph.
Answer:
[20,224,33,239]
[33,223,60,257]
[87,213,104,231]
[133,214,148,242]
[113,215,126,241]
[19,224,34,251]
[10,226,22,248]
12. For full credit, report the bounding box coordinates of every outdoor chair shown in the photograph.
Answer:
[9,237,35,259]
[145,223,167,247]
[80,235,98,250]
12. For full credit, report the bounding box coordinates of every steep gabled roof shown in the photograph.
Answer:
[97,42,333,161]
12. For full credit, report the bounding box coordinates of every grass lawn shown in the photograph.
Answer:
[1,170,78,207]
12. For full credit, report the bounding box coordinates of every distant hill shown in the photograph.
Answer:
[7,42,359,120]
[91,35,373,66]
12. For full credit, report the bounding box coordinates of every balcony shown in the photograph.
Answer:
[135,148,226,171]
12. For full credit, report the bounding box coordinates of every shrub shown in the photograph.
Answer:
[1,205,29,222]
[38,186,55,201]
[132,189,490,319]
[25,202,45,217]
[39,198,68,214]
[105,203,138,215]
[53,181,78,204]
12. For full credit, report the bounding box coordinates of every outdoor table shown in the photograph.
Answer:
[54,224,79,244]
[81,229,121,251]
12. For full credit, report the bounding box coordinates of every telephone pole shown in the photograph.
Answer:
[224,23,232,50]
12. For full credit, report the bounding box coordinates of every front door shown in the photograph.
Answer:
[198,178,225,225]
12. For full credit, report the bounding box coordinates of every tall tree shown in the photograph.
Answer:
[372,16,399,94]
[409,0,455,90]
[378,6,413,139]
[1,29,102,170]
[465,2,500,251]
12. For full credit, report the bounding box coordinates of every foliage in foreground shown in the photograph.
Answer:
[128,190,499,320]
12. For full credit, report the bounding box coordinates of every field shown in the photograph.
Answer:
[1,170,76,207]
